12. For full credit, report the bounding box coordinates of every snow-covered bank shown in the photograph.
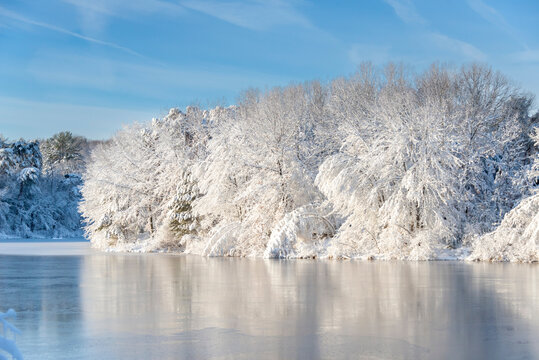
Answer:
[101,237,476,261]
[0,238,90,256]
[79,63,538,262]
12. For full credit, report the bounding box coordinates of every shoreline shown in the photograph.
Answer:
[0,238,91,256]
[1,239,535,263]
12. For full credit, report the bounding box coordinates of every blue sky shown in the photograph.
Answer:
[0,0,538,139]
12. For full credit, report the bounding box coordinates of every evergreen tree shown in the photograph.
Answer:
[168,171,200,239]
[41,131,85,174]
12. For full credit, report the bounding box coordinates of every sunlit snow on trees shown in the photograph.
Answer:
[79,63,538,261]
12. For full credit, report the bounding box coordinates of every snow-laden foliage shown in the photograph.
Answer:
[80,107,211,250]
[40,131,86,175]
[192,84,335,256]
[0,138,82,238]
[470,128,539,262]
[263,205,335,259]
[80,63,538,261]
[318,65,462,259]
[168,171,201,239]
[315,64,533,260]
[469,194,538,262]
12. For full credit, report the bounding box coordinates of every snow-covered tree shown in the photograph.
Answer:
[80,107,210,250]
[193,84,333,256]
[167,171,200,240]
[450,64,533,237]
[77,62,536,261]
[0,139,43,201]
[0,148,16,177]
[41,131,86,175]
[0,137,82,238]
[470,127,539,262]
[17,166,40,198]
[317,63,533,259]
[318,64,464,259]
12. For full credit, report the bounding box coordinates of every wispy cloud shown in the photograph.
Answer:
[467,0,527,50]
[62,0,184,17]
[61,0,185,35]
[428,32,487,61]
[383,0,426,25]
[381,1,485,62]
[511,49,539,64]
[181,0,312,31]
[0,5,144,57]
[25,51,295,98]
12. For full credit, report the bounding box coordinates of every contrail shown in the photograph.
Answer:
[0,5,145,58]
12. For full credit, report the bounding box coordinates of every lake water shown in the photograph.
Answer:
[0,241,538,359]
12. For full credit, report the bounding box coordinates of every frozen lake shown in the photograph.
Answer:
[0,241,538,359]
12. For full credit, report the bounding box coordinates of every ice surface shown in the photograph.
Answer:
[0,252,537,359]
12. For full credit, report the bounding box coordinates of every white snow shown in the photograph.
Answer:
[72,64,539,262]
[0,238,91,256]
[0,138,83,239]
[0,309,22,360]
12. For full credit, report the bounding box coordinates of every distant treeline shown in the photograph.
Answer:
[0,132,103,238]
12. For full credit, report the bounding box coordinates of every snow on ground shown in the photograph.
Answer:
[0,238,91,256]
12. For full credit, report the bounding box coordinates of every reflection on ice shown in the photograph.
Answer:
[81,255,539,359]
[0,253,537,359]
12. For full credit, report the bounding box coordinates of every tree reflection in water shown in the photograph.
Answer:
[0,254,536,359]
[79,255,538,359]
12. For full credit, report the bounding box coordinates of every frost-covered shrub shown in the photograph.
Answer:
[263,206,335,259]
